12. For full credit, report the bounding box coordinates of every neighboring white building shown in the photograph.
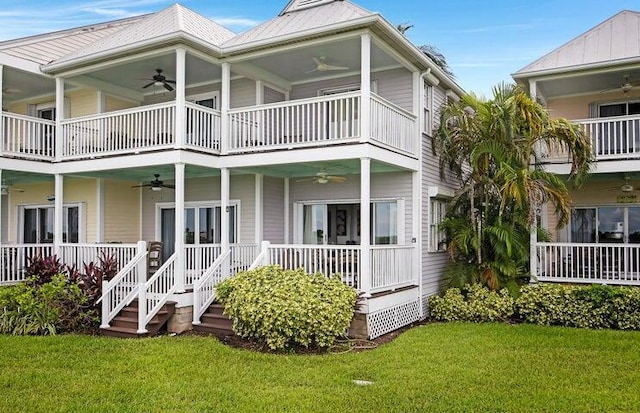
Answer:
[0,0,463,338]
[514,10,640,286]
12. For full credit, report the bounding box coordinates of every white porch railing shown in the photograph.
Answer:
[192,250,230,324]
[536,242,640,285]
[139,252,177,334]
[228,92,361,152]
[0,244,54,285]
[185,102,221,154]
[370,94,417,156]
[230,243,260,273]
[370,245,416,293]
[61,102,176,159]
[184,244,222,287]
[266,244,362,289]
[1,112,55,160]
[59,243,139,272]
[99,241,147,328]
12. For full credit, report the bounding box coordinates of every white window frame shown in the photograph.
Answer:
[17,202,86,243]
[423,80,434,135]
[155,200,241,244]
[428,186,453,252]
[186,91,220,110]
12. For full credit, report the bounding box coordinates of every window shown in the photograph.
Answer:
[423,80,433,135]
[571,206,640,244]
[159,203,238,259]
[20,205,81,243]
[371,202,397,245]
[430,198,447,251]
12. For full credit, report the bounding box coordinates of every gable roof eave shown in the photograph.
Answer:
[41,32,224,75]
[512,55,640,81]
[0,51,44,75]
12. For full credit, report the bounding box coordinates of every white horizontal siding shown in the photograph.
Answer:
[264,86,285,104]
[263,177,285,243]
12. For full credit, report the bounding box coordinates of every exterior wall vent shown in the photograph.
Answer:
[280,0,340,15]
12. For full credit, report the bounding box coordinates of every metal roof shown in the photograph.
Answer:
[0,16,145,65]
[515,10,640,76]
[223,0,372,48]
[48,4,236,69]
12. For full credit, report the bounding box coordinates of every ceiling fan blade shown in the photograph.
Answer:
[164,79,176,84]
[131,184,151,188]
[161,184,175,189]
[323,64,349,71]
[295,177,316,182]
[327,176,347,183]
[163,83,174,92]
[305,67,319,74]
[142,81,155,89]
[312,57,322,65]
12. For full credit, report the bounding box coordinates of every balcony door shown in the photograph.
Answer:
[571,206,640,243]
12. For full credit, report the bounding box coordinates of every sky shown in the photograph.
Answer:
[0,0,639,97]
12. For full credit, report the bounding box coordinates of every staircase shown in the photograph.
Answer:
[193,303,234,336]
[100,300,176,338]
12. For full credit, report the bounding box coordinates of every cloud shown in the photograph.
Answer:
[210,16,262,30]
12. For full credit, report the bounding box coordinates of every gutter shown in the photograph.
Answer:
[512,56,640,80]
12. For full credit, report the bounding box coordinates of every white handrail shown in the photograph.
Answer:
[139,253,178,334]
[193,250,230,324]
[1,112,55,160]
[99,241,147,329]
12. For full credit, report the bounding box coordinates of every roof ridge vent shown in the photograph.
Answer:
[280,0,341,15]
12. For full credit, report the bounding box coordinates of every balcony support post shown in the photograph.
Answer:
[175,47,186,150]
[220,62,231,154]
[360,33,371,143]
[360,157,371,297]
[174,162,185,293]
[55,77,65,161]
[53,174,63,257]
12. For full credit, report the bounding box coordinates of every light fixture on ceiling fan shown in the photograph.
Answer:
[306,57,349,74]
[131,174,175,191]
[296,169,347,184]
[605,174,637,193]
[141,69,176,91]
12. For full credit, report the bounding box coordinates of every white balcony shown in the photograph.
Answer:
[1,92,416,161]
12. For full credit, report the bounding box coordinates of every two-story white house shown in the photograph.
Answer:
[514,10,640,286]
[0,0,463,338]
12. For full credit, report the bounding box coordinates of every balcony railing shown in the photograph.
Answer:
[535,242,640,285]
[2,92,417,161]
[541,115,640,163]
[1,112,55,160]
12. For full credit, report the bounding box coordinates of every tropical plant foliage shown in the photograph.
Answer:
[434,84,592,292]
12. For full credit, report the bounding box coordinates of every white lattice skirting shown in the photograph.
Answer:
[366,298,421,339]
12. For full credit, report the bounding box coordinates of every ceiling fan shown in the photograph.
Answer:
[0,182,25,195]
[2,86,21,95]
[142,69,176,91]
[601,74,640,94]
[296,169,347,184]
[306,57,349,74]
[605,174,637,193]
[131,174,175,191]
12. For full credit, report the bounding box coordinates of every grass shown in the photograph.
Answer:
[1,323,640,412]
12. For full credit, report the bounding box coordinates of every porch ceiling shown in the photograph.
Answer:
[69,51,221,97]
[243,37,399,84]
[2,67,55,106]
[537,66,640,100]
[234,159,405,179]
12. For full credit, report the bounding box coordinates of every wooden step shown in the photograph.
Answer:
[100,300,177,338]
[193,302,235,337]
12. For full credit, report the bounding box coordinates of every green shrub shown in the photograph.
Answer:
[216,265,357,351]
[516,284,640,330]
[0,274,94,335]
[429,284,514,323]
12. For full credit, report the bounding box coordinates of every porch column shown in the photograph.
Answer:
[220,62,231,154]
[96,178,105,243]
[221,167,230,253]
[529,80,537,100]
[175,47,186,150]
[55,78,64,161]
[284,178,290,243]
[360,33,371,143]
[53,174,64,256]
[0,65,4,157]
[360,157,371,296]
[255,174,263,243]
[174,162,185,293]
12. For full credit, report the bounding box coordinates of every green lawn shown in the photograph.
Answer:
[1,323,639,412]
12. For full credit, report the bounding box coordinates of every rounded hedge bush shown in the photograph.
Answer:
[216,265,357,351]
[429,284,514,323]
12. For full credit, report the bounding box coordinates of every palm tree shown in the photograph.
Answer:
[434,84,592,292]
